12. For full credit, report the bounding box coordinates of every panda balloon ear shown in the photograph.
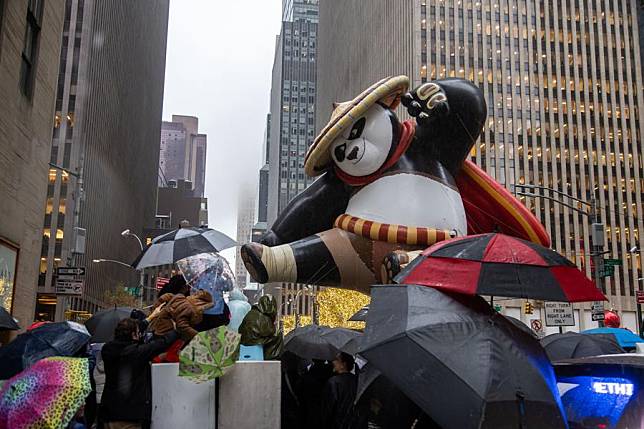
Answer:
[379,93,403,110]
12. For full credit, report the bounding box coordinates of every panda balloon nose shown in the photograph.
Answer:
[346,146,359,161]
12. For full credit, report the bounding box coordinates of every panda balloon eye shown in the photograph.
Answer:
[348,117,366,140]
[334,143,347,162]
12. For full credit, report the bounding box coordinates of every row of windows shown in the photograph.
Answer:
[426,4,633,28]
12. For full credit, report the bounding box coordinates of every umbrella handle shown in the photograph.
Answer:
[516,391,526,429]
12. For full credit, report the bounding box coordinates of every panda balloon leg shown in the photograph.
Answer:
[240,227,420,294]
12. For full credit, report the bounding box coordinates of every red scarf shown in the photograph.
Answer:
[334,120,415,186]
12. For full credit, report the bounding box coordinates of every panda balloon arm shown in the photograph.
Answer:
[401,82,450,127]
[402,79,487,176]
[259,171,352,246]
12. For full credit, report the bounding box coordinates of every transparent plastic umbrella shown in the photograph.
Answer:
[176,252,235,315]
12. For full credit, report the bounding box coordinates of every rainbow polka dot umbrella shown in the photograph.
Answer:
[0,357,91,429]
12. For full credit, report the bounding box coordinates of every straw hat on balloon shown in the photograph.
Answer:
[304,75,409,177]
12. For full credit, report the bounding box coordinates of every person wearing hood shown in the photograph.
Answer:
[228,288,251,332]
[148,289,214,363]
[238,294,283,359]
[149,289,214,341]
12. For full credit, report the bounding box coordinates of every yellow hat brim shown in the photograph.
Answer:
[304,75,409,177]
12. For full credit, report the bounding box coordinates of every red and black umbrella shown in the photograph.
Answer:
[395,233,606,302]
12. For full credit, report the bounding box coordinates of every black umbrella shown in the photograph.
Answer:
[131,226,236,270]
[284,325,338,360]
[348,305,369,322]
[359,285,567,429]
[0,321,90,379]
[85,307,134,343]
[341,336,363,355]
[356,361,382,403]
[541,332,624,361]
[504,315,538,339]
[320,327,361,350]
[0,306,19,330]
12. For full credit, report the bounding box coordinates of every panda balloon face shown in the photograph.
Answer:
[330,103,394,177]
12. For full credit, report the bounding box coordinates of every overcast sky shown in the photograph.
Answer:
[162,0,282,263]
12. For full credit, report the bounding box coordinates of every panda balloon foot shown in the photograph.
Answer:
[381,250,424,283]
[381,250,407,283]
[240,243,269,284]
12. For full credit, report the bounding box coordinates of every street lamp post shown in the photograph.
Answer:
[92,258,144,307]
[92,258,132,268]
[121,229,145,306]
[516,184,606,327]
[121,229,144,251]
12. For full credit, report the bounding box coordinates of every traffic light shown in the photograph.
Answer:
[524,301,534,315]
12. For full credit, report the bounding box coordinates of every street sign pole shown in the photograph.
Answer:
[590,200,605,327]
[636,290,644,338]
[637,303,643,339]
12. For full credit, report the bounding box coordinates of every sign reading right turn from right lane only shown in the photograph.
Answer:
[544,302,575,327]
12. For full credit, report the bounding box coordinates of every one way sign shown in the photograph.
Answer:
[56,267,86,277]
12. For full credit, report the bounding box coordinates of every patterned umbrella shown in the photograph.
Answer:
[395,233,607,302]
[131,226,236,270]
[0,357,91,429]
[178,326,241,383]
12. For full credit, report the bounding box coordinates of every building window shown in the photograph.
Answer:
[0,238,19,312]
[20,0,44,97]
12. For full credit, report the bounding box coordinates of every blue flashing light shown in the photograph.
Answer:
[558,376,637,428]
[592,381,633,396]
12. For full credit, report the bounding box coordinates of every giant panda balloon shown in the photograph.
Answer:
[241,76,549,293]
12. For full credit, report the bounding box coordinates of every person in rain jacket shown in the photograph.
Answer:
[227,288,251,332]
[238,294,283,359]
[148,289,214,341]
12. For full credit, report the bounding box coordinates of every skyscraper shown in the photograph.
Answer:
[0,0,64,330]
[36,0,170,321]
[267,0,319,224]
[257,114,271,226]
[263,0,319,317]
[638,1,644,82]
[318,0,644,332]
[235,185,257,289]
[159,115,207,197]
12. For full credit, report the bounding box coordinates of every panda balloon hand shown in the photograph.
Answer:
[401,82,450,126]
